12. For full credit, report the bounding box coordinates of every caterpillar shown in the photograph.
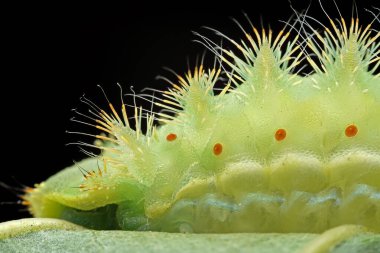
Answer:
[21,4,379,234]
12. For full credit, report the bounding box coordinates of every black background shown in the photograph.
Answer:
[1,0,378,222]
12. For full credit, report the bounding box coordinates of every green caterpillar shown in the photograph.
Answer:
[23,7,379,234]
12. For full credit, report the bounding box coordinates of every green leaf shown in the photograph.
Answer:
[1,218,379,253]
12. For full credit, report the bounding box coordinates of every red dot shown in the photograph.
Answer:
[166,133,177,141]
[213,143,223,155]
[345,124,358,137]
[275,129,286,141]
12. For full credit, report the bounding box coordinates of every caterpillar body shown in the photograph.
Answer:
[24,8,380,233]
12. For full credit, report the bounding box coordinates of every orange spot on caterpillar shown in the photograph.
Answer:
[275,129,287,141]
[345,124,358,137]
[166,133,177,141]
[213,143,223,155]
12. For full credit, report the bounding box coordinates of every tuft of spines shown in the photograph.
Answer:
[306,17,380,85]
[75,159,108,191]
[198,24,304,92]
[69,91,158,186]
[156,66,223,130]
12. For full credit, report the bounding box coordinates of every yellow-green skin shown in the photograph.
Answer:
[26,18,380,233]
